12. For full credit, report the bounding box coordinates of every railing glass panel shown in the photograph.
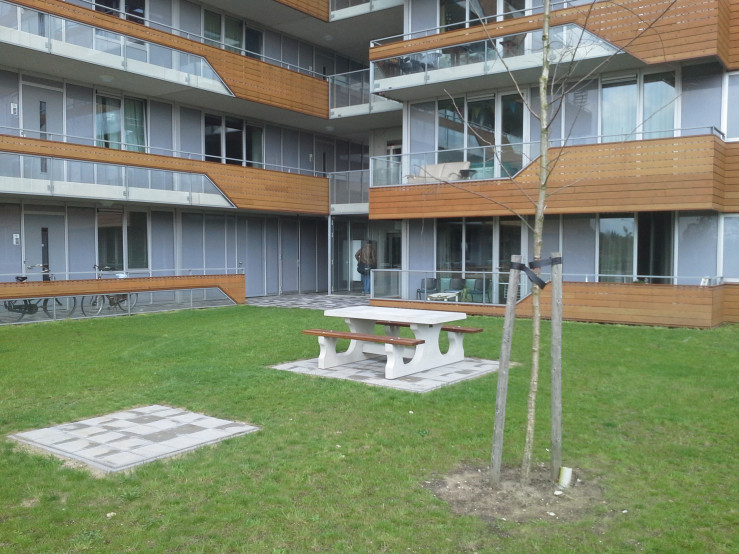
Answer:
[330,169,370,205]
[372,24,618,93]
[0,151,234,208]
[0,1,231,95]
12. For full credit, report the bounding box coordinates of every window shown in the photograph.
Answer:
[98,210,123,270]
[601,76,638,142]
[204,113,263,166]
[722,216,739,281]
[96,95,146,151]
[438,97,465,162]
[97,210,148,270]
[95,0,144,24]
[127,212,148,269]
[599,215,634,282]
[643,72,676,139]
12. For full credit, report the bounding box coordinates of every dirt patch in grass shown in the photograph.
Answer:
[426,463,604,525]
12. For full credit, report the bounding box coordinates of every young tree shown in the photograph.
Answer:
[445,0,680,485]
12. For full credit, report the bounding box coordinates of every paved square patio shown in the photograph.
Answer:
[272,356,498,392]
[9,405,258,474]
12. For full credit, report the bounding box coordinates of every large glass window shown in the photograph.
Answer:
[601,77,637,142]
[95,0,144,23]
[437,219,464,272]
[599,215,634,282]
[438,97,465,162]
[465,219,494,271]
[127,211,148,269]
[98,210,123,270]
[723,216,739,281]
[204,114,222,162]
[96,96,121,149]
[643,72,676,139]
[224,16,243,53]
[727,74,739,139]
[96,95,145,151]
[123,97,146,152]
[203,10,221,47]
[467,97,496,175]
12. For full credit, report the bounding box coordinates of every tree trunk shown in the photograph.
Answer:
[491,255,522,487]
[521,0,551,486]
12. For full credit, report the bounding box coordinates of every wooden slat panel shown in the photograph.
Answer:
[370,0,727,69]
[0,135,329,215]
[370,136,722,219]
[373,282,733,328]
[722,284,739,323]
[0,275,245,304]
[275,0,329,21]
[14,0,328,118]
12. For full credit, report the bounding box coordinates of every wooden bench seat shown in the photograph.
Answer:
[374,321,483,334]
[302,328,424,347]
[302,328,425,377]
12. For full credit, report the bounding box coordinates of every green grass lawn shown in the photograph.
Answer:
[0,306,736,553]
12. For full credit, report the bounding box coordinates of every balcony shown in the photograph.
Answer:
[371,142,534,188]
[371,24,619,101]
[329,69,401,118]
[330,0,403,21]
[0,132,329,215]
[369,132,727,219]
[0,1,231,96]
[0,149,234,208]
[329,169,369,214]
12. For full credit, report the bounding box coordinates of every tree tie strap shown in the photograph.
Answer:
[510,257,563,289]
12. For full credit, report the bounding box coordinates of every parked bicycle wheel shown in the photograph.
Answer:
[3,299,40,322]
[81,295,106,316]
[110,292,138,311]
[42,297,77,319]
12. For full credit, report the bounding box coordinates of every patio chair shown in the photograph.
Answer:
[469,278,491,303]
[416,277,438,299]
[444,278,465,293]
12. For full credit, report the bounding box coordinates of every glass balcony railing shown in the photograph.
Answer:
[0,150,234,208]
[331,0,404,20]
[371,269,530,304]
[330,169,370,206]
[371,24,618,93]
[371,143,534,187]
[329,69,401,116]
[0,0,231,95]
[370,1,604,47]
[371,128,725,188]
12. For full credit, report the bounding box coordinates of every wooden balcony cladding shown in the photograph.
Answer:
[370,135,725,220]
[0,275,246,304]
[276,0,329,21]
[13,0,328,118]
[0,135,329,215]
[369,0,727,69]
[372,282,739,328]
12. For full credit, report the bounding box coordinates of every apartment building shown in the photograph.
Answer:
[0,0,737,326]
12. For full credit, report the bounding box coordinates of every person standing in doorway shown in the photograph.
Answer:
[355,240,377,295]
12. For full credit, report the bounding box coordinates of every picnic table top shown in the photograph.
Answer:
[324,305,466,325]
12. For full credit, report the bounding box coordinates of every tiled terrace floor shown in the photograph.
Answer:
[9,405,258,474]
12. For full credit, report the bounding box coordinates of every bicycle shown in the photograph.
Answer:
[80,266,138,316]
[2,271,77,322]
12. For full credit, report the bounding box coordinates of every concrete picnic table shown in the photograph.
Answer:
[316,306,469,379]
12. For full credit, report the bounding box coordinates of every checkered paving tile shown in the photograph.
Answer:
[9,405,258,474]
[272,357,498,393]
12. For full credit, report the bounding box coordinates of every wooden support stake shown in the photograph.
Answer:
[550,252,563,482]
[490,255,521,487]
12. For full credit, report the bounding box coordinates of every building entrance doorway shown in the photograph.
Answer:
[23,210,66,280]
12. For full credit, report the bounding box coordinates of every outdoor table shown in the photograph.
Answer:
[321,306,467,379]
[427,291,460,302]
